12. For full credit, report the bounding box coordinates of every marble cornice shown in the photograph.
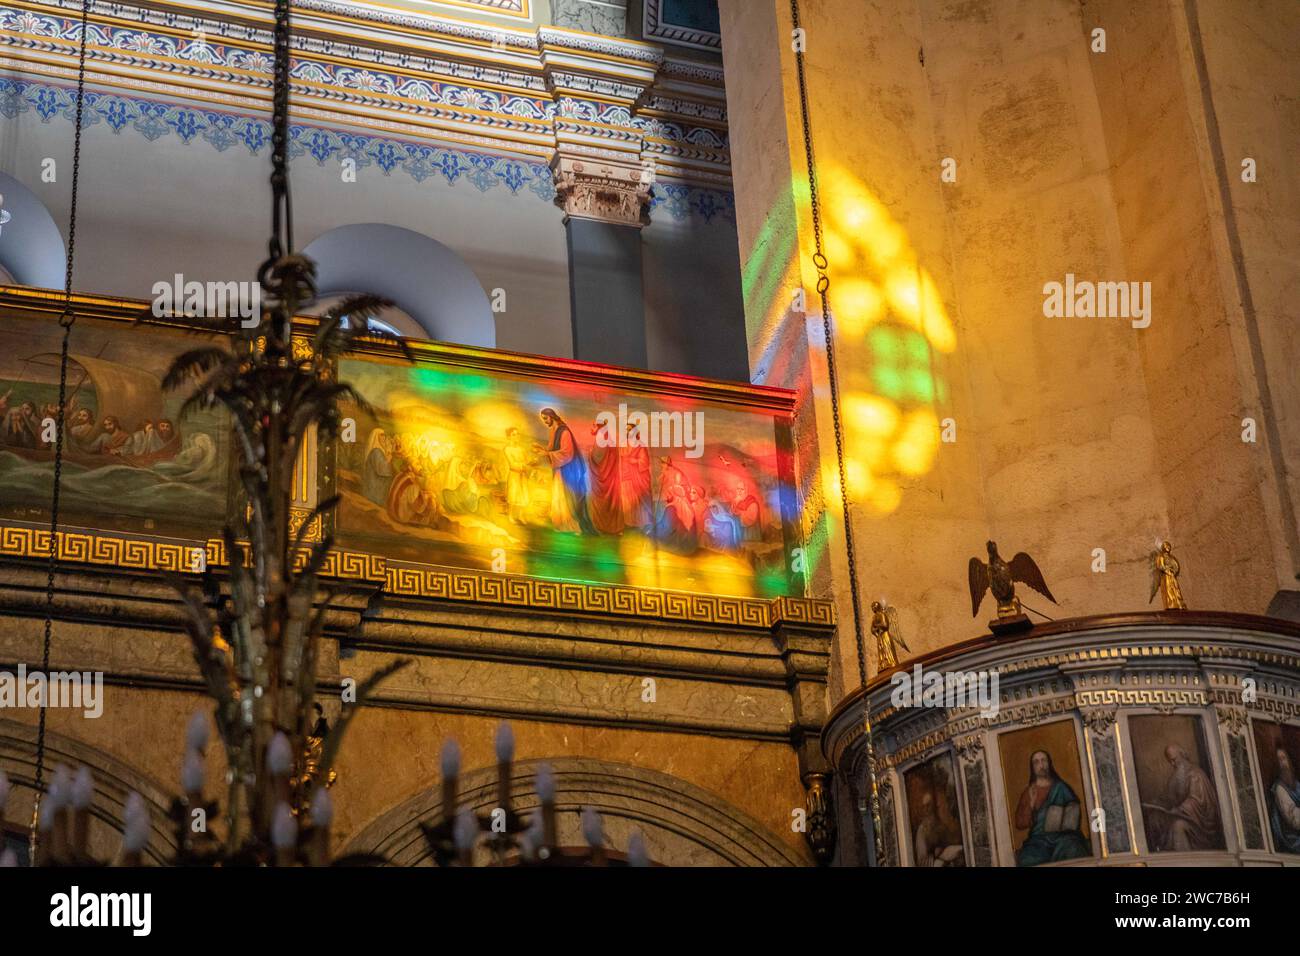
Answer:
[0,286,792,410]
[5,0,730,184]
[821,612,1300,770]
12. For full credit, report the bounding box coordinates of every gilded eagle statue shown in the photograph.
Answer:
[968,541,1056,622]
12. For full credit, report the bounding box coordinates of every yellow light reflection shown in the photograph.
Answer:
[843,394,898,436]
[805,164,958,516]
[834,279,884,336]
[892,409,940,476]
[620,533,756,597]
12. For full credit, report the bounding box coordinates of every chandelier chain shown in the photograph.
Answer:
[32,0,93,858]
[268,0,294,259]
[789,0,884,866]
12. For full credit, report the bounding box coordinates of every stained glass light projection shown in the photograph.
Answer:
[818,164,955,514]
[746,164,957,519]
[333,347,799,599]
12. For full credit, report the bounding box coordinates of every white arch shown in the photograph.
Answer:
[302,223,495,347]
[0,173,66,289]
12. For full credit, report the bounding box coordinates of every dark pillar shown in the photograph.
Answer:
[564,218,647,368]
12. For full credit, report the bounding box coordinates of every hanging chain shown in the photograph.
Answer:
[31,0,93,859]
[789,0,884,866]
[267,0,294,261]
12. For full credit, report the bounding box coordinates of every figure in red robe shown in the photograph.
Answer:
[588,422,653,534]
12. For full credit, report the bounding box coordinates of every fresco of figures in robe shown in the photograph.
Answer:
[1250,719,1300,855]
[1129,714,1226,853]
[334,357,795,597]
[997,720,1094,866]
[904,752,966,867]
[0,315,230,538]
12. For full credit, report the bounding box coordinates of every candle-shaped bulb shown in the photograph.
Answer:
[123,792,149,853]
[627,831,649,867]
[122,790,149,853]
[519,813,543,862]
[494,722,515,763]
[453,807,479,856]
[181,749,205,796]
[186,710,210,753]
[38,792,59,832]
[536,762,556,802]
[581,806,604,848]
[266,732,293,778]
[271,802,297,851]
[440,738,461,779]
[310,786,334,829]
[71,767,94,810]
[49,763,72,808]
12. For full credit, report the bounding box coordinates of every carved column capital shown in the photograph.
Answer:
[954,734,985,764]
[550,154,654,227]
[1215,704,1250,737]
[1081,706,1118,737]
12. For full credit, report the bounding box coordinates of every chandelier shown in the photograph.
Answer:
[3,0,648,870]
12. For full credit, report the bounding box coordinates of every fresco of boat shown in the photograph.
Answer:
[0,352,181,469]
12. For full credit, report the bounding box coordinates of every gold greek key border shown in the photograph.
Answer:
[383,560,831,628]
[0,524,833,629]
[0,525,200,573]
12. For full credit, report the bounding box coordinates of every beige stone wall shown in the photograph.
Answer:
[721,0,990,702]
[332,708,809,857]
[719,0,1299,707]
[0,693,810,860]
[0,563,821,863]
[1184,0,1300,595]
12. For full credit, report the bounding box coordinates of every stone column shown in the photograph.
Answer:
[955,734,994,866]
[1078,705,1133,858]
[551,154,654,368]
[1209,660,1268,853]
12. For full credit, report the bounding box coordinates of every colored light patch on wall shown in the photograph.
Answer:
[784,164,959,517]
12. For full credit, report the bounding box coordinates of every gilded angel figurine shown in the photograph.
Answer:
[1150,541,1188,610]
[870,600,909,670]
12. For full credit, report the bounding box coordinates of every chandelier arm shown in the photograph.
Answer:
[31,0,93,860]
[789,0,884,867]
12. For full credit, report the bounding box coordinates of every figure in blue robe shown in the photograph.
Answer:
[1014,750,1092,866]
[1268,748,1300,854]
[538,408,595,535]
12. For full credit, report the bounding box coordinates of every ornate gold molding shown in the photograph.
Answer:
[0,523,834,630]
[0,525,201,574]
[385,558,832,628]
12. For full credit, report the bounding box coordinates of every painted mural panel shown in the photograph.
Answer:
[997,720,1094,866]
[903,751,966,866]
[1130,714,1226,853]
[334,356,794,596]
[1250,719,1300,854]
[0,314,230,539]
